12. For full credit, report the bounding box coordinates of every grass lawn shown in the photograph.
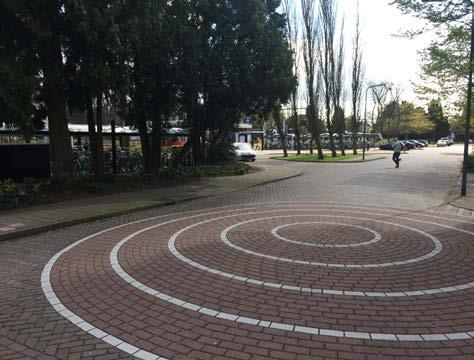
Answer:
[274,153,367,162]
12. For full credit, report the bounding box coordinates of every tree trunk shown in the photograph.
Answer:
[274,107,288,157]
[86,93,99,177]
[189,100,201,165]
[339,132,345,156]
[192,125,201,165]
[137,107,152,172]
[174,139,192,167]
[291,93,301,155]
[310,105,324,159]
[200,131,207,162]
[151,95,162,171]
[351,112,358,155]
[352,134,358,155]
[40,31,73,180]
[326,105,336,157]
[314,136,324,159]
[133,54,152,172]
[151,122,161,171]
[96,91,105,178]
[307,107,314,155]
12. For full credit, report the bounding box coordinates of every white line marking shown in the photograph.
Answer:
[271,221,382,248]
[41,202,474,354]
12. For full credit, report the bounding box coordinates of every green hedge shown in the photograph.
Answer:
[468,154,474,173]
[0,162,250,210]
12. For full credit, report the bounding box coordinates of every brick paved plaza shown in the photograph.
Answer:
[1,146,474,359]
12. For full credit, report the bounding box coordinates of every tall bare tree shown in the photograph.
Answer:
[351,0,364,155]
[371,84,391,133]
[332,19,345,156]
[283,0,302,155]
[318,0,338,157]
[390,84,404,137]
[301,0,324,159]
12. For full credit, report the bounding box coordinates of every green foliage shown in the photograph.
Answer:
[0,178,49,209]
[467,153,474,172]
[333,106,346,134]
[379,100,433,137]
[1,0,294,175]
[428,99,450,139]
[207,143,237,163]
[390,0,471,113]
[0,2,40,133]
[0,161,249,210]
[183,162,249,177]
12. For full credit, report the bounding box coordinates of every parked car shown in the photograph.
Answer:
[233,142,256,161]
[379,142,406,151]
[401,140,415,150]
[417,139,429,147]
[379,142,395,150]
[437,139,448,147]
[409,140,425,148]
[440,137,454,146]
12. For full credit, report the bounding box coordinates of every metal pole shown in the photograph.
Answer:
[461,4,473,197]
[363,87,369,160]
[363,83,389,160]
[111,119,117,174]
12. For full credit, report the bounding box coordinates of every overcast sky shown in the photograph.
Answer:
[341,0,432,106]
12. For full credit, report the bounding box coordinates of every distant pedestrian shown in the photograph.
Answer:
[392,138,403,168]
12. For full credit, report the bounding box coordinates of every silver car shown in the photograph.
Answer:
[233,142,256,162]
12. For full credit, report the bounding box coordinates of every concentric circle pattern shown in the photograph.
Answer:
[42,202,474,359]
[271,222,382,248]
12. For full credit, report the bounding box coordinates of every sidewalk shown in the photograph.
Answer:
[0,164,301,241]
[450,172,474,211]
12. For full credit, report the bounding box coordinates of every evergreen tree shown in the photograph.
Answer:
[428,99,450,140]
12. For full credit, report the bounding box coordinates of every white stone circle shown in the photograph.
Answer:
[220,214,443,268]
[40,202,474,360]
[271,221,382,248]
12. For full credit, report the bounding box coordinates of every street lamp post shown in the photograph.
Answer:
[422,0,472,196]
[363,83,390,160]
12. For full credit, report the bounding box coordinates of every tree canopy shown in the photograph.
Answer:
[0,0,294,177]
[390,0,471,113]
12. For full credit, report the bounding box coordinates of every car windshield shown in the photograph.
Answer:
[234,143,251,150]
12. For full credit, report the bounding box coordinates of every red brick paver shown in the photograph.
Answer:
[2,146,473,359]
[42,202,474,359]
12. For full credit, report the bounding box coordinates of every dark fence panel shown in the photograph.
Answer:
[0,144,50,181]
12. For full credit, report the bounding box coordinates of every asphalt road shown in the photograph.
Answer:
[253,145,463,210]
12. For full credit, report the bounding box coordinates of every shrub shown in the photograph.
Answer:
[0,160,249,210]
[468,154,474,173]
[0,178,50,209]
[207,143,237,163]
